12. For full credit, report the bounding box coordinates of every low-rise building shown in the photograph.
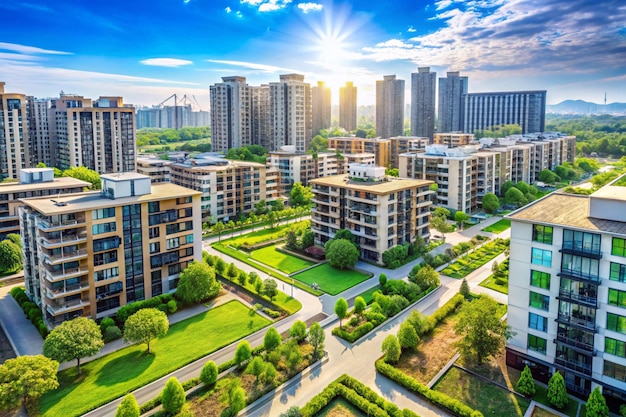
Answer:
[267,149,346,193]
[328,137,391,168]
[136,158,172,183]
[388,136,429,168]
[433,132,475,147]
[19,173,201,326]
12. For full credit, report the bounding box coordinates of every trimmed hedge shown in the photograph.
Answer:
[10,287,48,338]
[116,293,175,325]
[428,293,465,330]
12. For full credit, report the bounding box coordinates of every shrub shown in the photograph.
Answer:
[547,371,568,409]
[381,335,401,363]
[161,377,185,415]
[100,317,116,333]
[515,365,536,396]
[166,299,178,314]
[200,360,218,386]
[157,304,168,313]
[103,325,122,342]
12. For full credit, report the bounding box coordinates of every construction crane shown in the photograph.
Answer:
[157,94,206,129]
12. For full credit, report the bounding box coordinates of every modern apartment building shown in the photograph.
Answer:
[210,76,253,152]
[251,85,270,150]
[269,74,312,153]
[312,81,331,136]
[0,168,89,240]
[19,172,201,326]
[136,158,172,183]
[410,67,436,140]
[328,137,391,168]
[136,105,209,129]
[310,164,433,265]
[50,94,136,174]
[433,132,475,147]
[0,82,31,179]
[267,149,346,193]
[438,71,468,134]
[27,97,53,167]
[339,81,357,132]
[376,75,405,139]
[462,91,547,134]
[388,136,429,168]
[506,180,626,410]
[169,156,275,222]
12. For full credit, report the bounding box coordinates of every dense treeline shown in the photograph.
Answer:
[546,114,626,157]
[136,127,211,147]
[226,145,267,164]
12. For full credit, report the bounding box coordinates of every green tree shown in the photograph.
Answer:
[284,340,303,372]
[213,221,224,242]
[175,260,221,305]
[0,355,59,411]
[261,362,278,385]
[515,365,536,397]
[431,215,451,239]
[334,229,357,246]
[353,296,366,316]
[397,321,419,351]
[406,310,430,336]
[227,382,246,415]
[482,193,500,214]
[460,278,471,300]
[267,210,279,228]
[585,387,609,417]
[386,168,399,177]
[200,360,218,386]
[289,320,307,342]
[5,233,21,248]
[43,317,103,376]
[285,230,298,250]
[63,166,101,189]
[0,240,21,272]
[454,211,468,229]
[505,187,528,208]
[334,297,348,328]
[301,230,314,249]
[123,308,169,354]
[280,406,302,417]
[538,169,557,183]
[234,340,252,368]
[115,394,140,417]
[547,371,568,409]
[381,334,401,363]
[379,273,388,288]
[501,180,515,196]
[245,356,266,384]
[309,135,329,153]
[263,327,281,352]
[325,239,359,269]
[227,220,236,237]
[289,182,314,208]
[262,278,278,301]
[454,295,511,365]
[409,264,440,291]
[308,322,325,359]
[161,377,185,415]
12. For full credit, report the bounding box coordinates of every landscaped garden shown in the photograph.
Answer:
[481,218,511,234]
[250,244,315,274]
[292,263,371,296]
[479,258,510,294]
[218,220,309,249]
[39,301,271,417]
[440,238,509,278]
[316,397,366,417]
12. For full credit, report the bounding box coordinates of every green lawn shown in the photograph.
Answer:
[482,219,511,233]
[317,397,366,417]
[250,245,315,274]
[293,264,372,295]
[532,385,580,417]
[433,366,531,417]
[357,285,382,304]
[40,301,271,417]
[479,274,509,294]
[138,137,211,152]
[219,221,309,248]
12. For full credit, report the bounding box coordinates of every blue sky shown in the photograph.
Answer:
[1,0,625,109]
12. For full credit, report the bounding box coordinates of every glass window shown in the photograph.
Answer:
[530,270,551,289]
[604,360,626,382]
[561,254,599,278]
[92,221,116,235]
[528,334,547,354]
[610,262,626,282]
[607,313,626,335]
[613,238,626,258]
[530,291,549,311]
[609,289,626,308]
[532,225,553,244]
[531,248,552,267]
[529,313,548,332]
[606,337,626,358]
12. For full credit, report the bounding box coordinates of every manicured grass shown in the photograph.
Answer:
[481,219,511,233]
[480,274,509,294]
[433,366,531,417]
[441,239,509,278]
[533,407,563,417]
[317,397,366,417]
[219,221,309,248]
[293,264,372,296]
[40,301,271,417]
[532,384,579,417]
[250,245,315,274]
[357,285,381,304]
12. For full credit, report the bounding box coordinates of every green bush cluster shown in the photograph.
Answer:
[99,317,122,343]
[262,308,281,318]
[441,238,509,278]
[115,293,176,325]
[428,294,465,330]
[10,287,48,338]
[382,237,445,269]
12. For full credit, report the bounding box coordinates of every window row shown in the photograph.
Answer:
[528,334,547,354]
[92,221,116,235]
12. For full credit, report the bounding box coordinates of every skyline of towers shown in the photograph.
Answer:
[410,67,437,140]
[438,71,469,134]
[376,75,405,138]
[312,81,331,136]
[339,81,357,131]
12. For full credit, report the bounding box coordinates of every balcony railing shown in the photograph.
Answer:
[561,241,602,259]
[555,357,592,376]
[45,298,90,315]
[44,267,89,282]
[558,289,598,307]
[45,282,90,299]
[38,218,85,231]
[558,268,601,283]
[555,334,595,353]
[557,313,597,332]
[42,249,88,265]
[39,233,87,249]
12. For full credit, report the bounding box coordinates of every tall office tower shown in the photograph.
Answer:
[50,94,136,174]
[376,75,405,138]
[269,74,311,153]
[462,90,547,134]
[312,81,331,136]
[0,82,31,179]
[339,81,357,131]
[210,76,253,152]
[251,85,270,150]
[410,67,437,140]
[27,97,53,167]
[438,71,468,133]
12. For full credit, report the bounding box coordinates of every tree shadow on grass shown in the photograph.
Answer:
[94,349,155,386]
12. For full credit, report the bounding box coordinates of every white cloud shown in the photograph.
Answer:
[407,26,417,32]
[0,42,72,55]
[225,6,232,13]
[374,39,414,48]
[206,59,297,73]
[297,2,323,13]
[140,58,193,67]
[236,11,243,18]
[241,0,292,12]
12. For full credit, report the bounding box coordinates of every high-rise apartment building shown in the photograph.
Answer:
[339,82,357,132]
[50,94,136,174]
[0,82,31,179]
[463,91,547,134]
[312,81,331,136]
[410,67,436,140]
[19,173,201,326]
[310,164,433,265]
[27,97,53,167]
[376,75,405,139]
[251,85,270,150]
[506,179,626,410]
[209,76,253,152]
[438,71,468,134]
[269,74,312,153]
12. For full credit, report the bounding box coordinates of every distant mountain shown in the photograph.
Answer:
[547,100,626,115]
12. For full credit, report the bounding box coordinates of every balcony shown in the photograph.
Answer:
[558,269,600,284]
[42,249,88,265]
[44,267,89,282]
[38,218,85,231]
[555,334,594,353]
[560,241,602,259]
[45,298,90,315]
[40,233,87,249]
[556,313,597,332]
[45,282,90,299]
[554,357,592,376]
[557,289,598,308]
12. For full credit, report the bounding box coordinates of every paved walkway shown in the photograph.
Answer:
[0,283,44,356]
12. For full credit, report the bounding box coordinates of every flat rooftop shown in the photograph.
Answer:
[20,183,200,215]
[311,174,433,195]
[0,176,90,194]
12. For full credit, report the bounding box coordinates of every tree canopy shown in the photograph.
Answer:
[175,260,221,305]
[0,240,22,273]
[226,145,267,164]
[123,308,169,353]
[325,239,359,269]
[0,355,59,411]
[63,166,101,190]
[115,394,140,417]
[334,298,348,328]
[289,182,314,208]
[43,317,104,376]
[482,192,500,214]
